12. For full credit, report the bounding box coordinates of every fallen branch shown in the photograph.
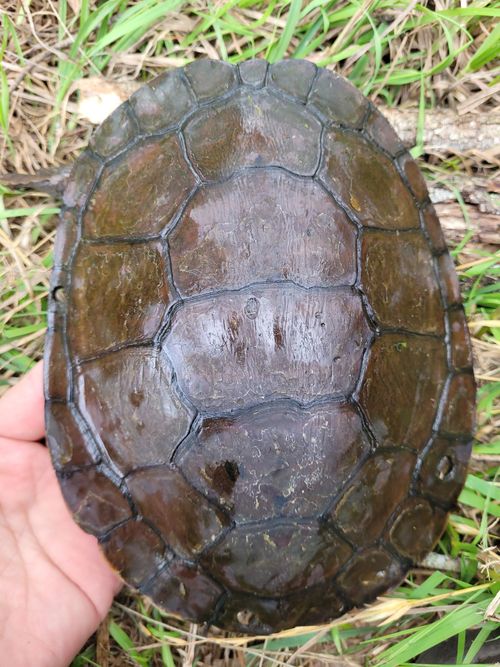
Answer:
[428,177,499,246]
[383,107,500,159]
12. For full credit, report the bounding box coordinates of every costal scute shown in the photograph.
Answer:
[44,59,475,634]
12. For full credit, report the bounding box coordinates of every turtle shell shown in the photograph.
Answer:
[45,59,476,634]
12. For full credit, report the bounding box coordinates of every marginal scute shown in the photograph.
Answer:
[90,103,136,158]
[184,59,237,101]
[308,68,368,127]
[127,466,229,558]
[389,497,447,561]
[215,592,306,633]
[46,284,65,329]
[398,152,428,202]
[100,520,168,587]
[184,89,322,179]
[63,151,101,209]
[44,327,68,400]
[422,203,447,253]
[361,230,444,333]
[359,334,447,451]
[217,585,345,632]
[417,437,472,505]
[294,586,345,626]
[83,134,196,239]
[179,402,369,520]
[238,59,268,87]
[58,468,131,535]
[68,241,169,358]
[77,348,194,472]
[337,548,403,606]
[169,170,356,296]
[437,252,462,306]
[129,85,164,131]
[202,523,352,596]
[331,451,415,547]
[150,69,195,116]
[268,59,317,102]
[439,374,476,436]
[364,106,405,156]
[49,266,69,312]
[320,129,420,229]
[53,209,78,267]
[142,562,223,623]
[46,402,96,469]
[448,309,474,369]
[164,286,371,411]
[130,70,194,132]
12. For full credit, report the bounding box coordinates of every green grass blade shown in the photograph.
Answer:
[109,621,150,667]
[87,0,186,57]
[0,207,60,219]
[374,598,490,666]
[0,66,10,137]
[463,621,498,663]
[161,643,175,667]
[467,23,500,71]
[267,0,303,62]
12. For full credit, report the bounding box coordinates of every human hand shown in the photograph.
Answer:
[0,362,122,667]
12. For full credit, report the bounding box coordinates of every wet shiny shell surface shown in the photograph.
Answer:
[45,58,476,634]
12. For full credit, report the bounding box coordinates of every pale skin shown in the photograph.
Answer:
[0,362,121,667]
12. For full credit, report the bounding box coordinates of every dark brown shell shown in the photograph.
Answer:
[45,59,476,634]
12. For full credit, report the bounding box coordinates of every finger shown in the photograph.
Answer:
[0,361,45,441]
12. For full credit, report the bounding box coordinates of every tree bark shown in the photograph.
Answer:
[383,107,500,159]
[428,178,499,246]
